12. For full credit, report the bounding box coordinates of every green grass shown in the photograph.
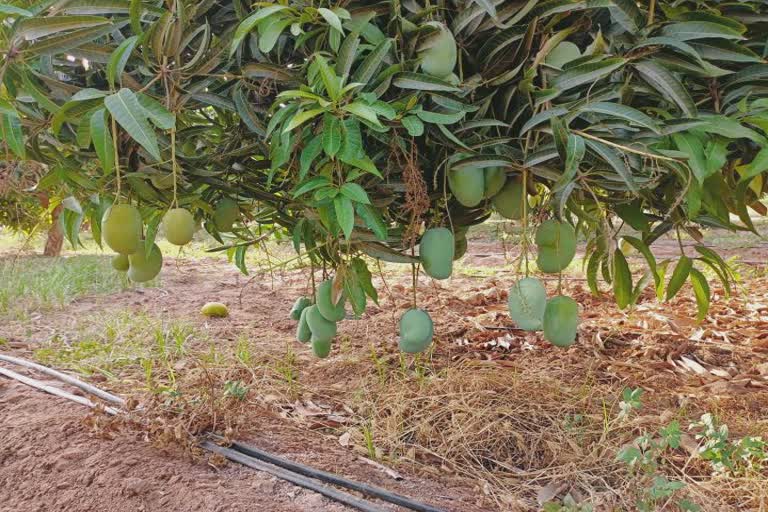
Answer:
[34,311,199,384]
[0,255,128,318]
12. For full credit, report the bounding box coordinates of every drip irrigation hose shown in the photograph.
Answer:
[0,356,448,512]
[202,441,387,512]
[210,434,446,512]
[0,353,125,405]
[0,366,121,416]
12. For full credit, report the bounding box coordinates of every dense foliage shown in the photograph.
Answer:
[2,0,768,352]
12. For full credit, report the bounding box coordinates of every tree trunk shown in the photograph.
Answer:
[39,194,63,257]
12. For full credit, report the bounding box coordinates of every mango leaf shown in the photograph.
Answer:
[584,138,638,194]
[666,256,692,300]
[551,58,626,92]
[137,93,175,130]
[340,182,370,204]
[634,60,697,117]
[0,110,25,158]
[613,249,633,309]
[401,116,424,136]
[107,35,138,88]
[322,114,342,157]
[553,133,584,193]
[230,5,291,55]
[318,7,343,33]
[342,102,381,127]
[334,195,355,239]
[352,38,392,84]
[351,257,378,304]
[393,72,461,92]
[259,17,292,53]
[621,236,659,287]
[355,203,387,241]
[415,109,466,125]
[293,175,330,197]
[360,242,418,263]
[336,32,360,78]
[672,132,709,183]
[104,88,160,160]
[16,15,110,40]
[689,268,710,322]
[300,136,323,179]
[242,63,297,82]
[0,4,32,17]
[609,0,643,33]
[90,108,113,173]
[579,102,661,133]
[284,108,325,133]
[660,22,745,41]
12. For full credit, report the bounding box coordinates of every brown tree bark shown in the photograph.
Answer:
[38,193,63,257]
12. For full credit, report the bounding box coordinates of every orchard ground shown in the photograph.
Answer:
[1,222,767,512]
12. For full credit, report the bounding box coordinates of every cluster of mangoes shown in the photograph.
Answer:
[400,220,580,355]
[507,220,580,347]
[106,198,240,282]
[104,203,171,282]
[292,280,346,358]
[448,162,529,221]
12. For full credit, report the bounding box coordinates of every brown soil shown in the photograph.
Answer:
[0,374,482,512]
[0,377,355,512]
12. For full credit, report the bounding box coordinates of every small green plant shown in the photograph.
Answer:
[361,421,377,460]
[615,388,698,512]
[618,387,643,420]
[235,337,252,366]
[223,380,249,400]
[543,495,593,512]
[690,413,768,475]
[369,344,389,385]
[273,347,299,395]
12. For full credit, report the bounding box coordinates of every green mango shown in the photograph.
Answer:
[102,204,142,255]
[535,220,577,273]
[419,22,457,78]
[127,241,163,283]
[290,296,312,321]
[296,307,311,343]
[448,166,485,207]
[419,227,454,280]
[111,254,129,272]
[398,309,434,353]
[213,198,239,232]
[484,168,506,198]
[542,295,579,347]
[311,336,332,358]
[507,277,547,331]
[492,181,526,220]
[305,305,337,341]
[316,279,346,322]
[163,207,196,246]
[201,302,229,318]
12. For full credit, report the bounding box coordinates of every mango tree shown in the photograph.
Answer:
[1,0,767,355]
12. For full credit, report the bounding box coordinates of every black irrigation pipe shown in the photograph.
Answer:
[0,354,447,512]
[209,434,446,512]
[201,441,388,512]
